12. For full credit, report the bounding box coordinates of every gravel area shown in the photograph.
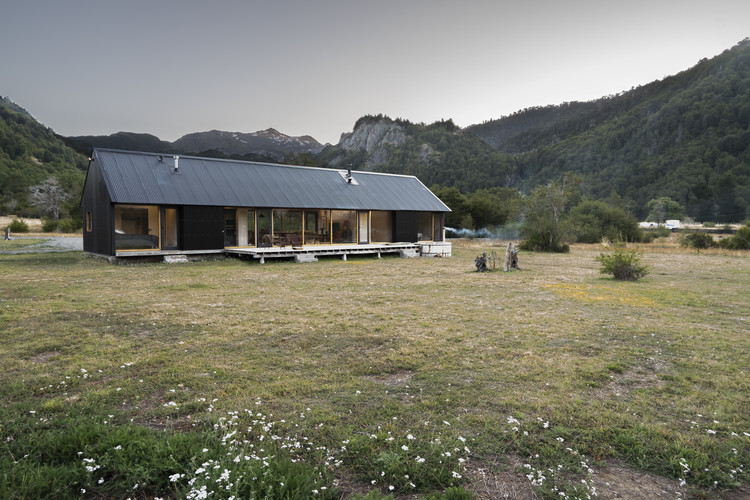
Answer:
[0,236,83,254]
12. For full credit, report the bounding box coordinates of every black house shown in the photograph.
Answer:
[81,149,451,262]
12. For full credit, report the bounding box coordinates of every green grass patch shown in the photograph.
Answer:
[0,242,748,498]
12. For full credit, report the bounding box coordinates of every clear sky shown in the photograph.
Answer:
[2,0,748,145]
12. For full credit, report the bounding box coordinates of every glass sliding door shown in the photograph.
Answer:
[358,211,369,244]
[273,209,303,246]
[161,207,179,249]
[331,210,356,244]
[433,213,443,241]
[304,210,330,245]
[417,212,433,241]
[258,210,272,247]
[246,209,256,247]
[371,211,392,242]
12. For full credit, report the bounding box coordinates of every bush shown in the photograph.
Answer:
[42,219,58,232]
[596,247,649,281]
[681,232,715,249]
[57,218,75,233]
[717,222,750,250]
[519,235,569,253]
[568,200,643,243]
[8,219,29,233]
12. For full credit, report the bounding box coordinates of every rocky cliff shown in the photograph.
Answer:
[335,118,407,170]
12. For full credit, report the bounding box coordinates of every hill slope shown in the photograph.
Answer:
[467,39,750,221]
[0,96,87,217]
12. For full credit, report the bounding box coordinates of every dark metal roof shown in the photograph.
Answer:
[92,149,450,212]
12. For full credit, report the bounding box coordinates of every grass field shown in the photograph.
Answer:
[0,239,748,499]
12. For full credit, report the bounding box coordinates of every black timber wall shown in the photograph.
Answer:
[393,211,418,242]
[182,206,224,250]
[81,160,115,256]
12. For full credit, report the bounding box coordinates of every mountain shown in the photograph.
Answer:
[464,39,750,222]
[0,96,87,218]
[319,39,750,222]
[66,128,325,163]
[317,115,519,192]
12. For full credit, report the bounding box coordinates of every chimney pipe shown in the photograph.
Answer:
[173,155,180,172]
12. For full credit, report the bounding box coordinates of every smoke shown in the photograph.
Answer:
[445,225,520,240]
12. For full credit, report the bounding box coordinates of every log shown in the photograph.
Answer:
[504,242,519,272]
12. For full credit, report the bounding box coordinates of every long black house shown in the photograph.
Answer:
[81,149,451,262]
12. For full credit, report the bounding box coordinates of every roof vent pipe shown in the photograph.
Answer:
[346,168,352,183]
[173,155,180,173]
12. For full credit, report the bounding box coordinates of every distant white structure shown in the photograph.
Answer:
[665,220,681,230]
[639,222,657,229]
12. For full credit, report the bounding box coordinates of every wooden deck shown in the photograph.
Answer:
[226,242,422,263]
[110,242,451,263]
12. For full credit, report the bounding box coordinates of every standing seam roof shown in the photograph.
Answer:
[93,149,451,212]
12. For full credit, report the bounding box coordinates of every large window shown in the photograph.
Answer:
[417,212,433,241]
[258,210,272,246]
[304,209,330,244]
[246,209,256,246]
[331,210,356,244]
[114,205,159,250]
[371,211,392,242]
[273,209,303,246]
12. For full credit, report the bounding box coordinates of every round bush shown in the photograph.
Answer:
[596,247,649,281]
[8,219,29,233]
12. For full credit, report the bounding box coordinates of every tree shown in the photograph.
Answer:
[519,173,581,252]
[28,177,70,221]
[569,199,643,243]
[646,197,683,223]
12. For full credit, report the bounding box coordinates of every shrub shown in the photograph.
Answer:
[596,247,649,281]
[8,219,29,233]
[681,232,715,249]
[57,218,75,233]
[717,222,750,250]
[568,200,643,243]
[42,218,58,232]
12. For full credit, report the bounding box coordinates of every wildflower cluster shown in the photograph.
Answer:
[340,418,470,495]
[506,415,599,499]
[178,406,339,499]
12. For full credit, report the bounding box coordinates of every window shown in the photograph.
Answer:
[331,210,356,244]
[114,205,159,250]
[246,209,256,246]
[85,211,92,232]
[417,212,433,241]
[273,209,303,246]
[304,209,330,244]
[371,211,392,242]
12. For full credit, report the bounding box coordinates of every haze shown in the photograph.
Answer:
[2,0,748,145]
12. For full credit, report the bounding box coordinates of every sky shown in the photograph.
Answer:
[2,0,749,145]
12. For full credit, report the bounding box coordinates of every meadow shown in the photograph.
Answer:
[0,239,748,499]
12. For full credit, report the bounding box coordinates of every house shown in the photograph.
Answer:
[81,149,451,263]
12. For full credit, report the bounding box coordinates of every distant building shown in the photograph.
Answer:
[81,149,451,262]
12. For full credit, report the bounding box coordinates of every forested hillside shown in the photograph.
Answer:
[313,40,750,222]
[469,39,750,222]
[0,96,87,219]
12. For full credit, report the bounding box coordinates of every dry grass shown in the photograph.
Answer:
[0,240,748,498]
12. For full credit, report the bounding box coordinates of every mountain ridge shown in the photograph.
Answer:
[66,128,325,162]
